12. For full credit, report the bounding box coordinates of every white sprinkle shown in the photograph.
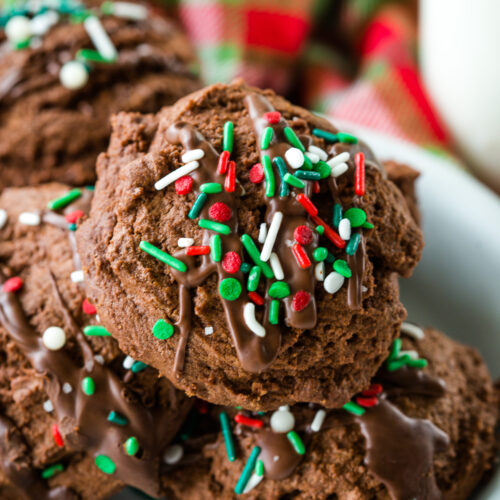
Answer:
[204,326,213,336]
[305,152,319,164]
[242,473,263,494]
[43,400,54,413]
[95,314,100,322]
[30,10,59,36]
[401,322,425,340]
[112,2,148,20]
[362,286,368,293]
[310,409,326,432]
[163,444,184,465]
[123,355,135,370]
[270,408,295,433]
[258,223,267,244]
[330,162,349,178]
[84,16,118,61]
[18,212,40,226]
[338,218,351,241]
[315,262,325,281]
[154,161,199,190]
[327,151,350,168]
[62,382,72,394]
[243,303,266,338]
[178,238,194,248]
[269,252,284,280]
[260,211,283,262]
[94,355,105,365]
[5,16,31,42]
[70,270,84,283]
[181,148,205,163]
[324,272,345,294]
[59,60,89,90]
[279,405,290,411]
[0,209,8,230]
[42,326,66,350]
[308,145,327,161]
[284,147,304,169]
[399,350,419,360]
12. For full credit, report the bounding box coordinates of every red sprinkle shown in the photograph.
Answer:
[248,291,265,306]
[195,400,209,414]
[209,202,232,222]
[217,150,230,175]
[313,181,321,194]
[224,161,236,192]
[361,383,383,397]
[222,251,241,273]
[294,225,313,245]
[292,244,311,269]
[175,176,193,195]
[65,210,84,224]
[296,193,318,216]
[234,414,264,428]
[292,290,310,312]
[186,246,210,256]
[52,423,64,447]
[249,163,265,184]
[354,152,365,196]
[356,396,379,408]
[311,215,346,249]
[82,298,97,315]
[263,111,281,124]
[2,277,23,293]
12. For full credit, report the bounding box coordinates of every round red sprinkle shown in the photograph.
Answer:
[292,290,310,312]
[52,423,64,447]
[65,210,84,224]
[175,176,193,195]
[2,277,23,293]
[249,163,264,184]
[294,225,313,245]
[263,111,281,124]
[209,202,232,222]
[82,298,97,315]
[222,251,241,274]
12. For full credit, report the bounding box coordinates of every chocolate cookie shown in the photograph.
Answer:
[162,326,499,500]
[0,0,200,190]
[0,183,192,498]
[77,81,424,410]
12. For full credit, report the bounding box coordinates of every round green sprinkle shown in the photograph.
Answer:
[268,281,290,299]
[152,319,174,340]
[83,325,111,336]
[337,132,358,144]
[388,338,402,361]
[47,188,82,210]
[131,361,148,373]
[301,153,314,171]
[41,463,64,479]
[198,219,231,235]
[315,225,324,235]
[262,154,275,197]
[313,160,331,179]
[240,234,274,279]
[240,262,252,273]
[344,208,367,227]
[325,252,335,264]
[188,192,207,220]
[295,170,321,181]
[200,183,222,194]
[95,455,116,475]
[223,121,234,153]
[346,233,361,256]
[219,278,242,301]
[219,411,236,462]
[82,377,95,396]
[343,401,365,416]
[247,266,261,292]
[269,299,279,325]
[312,128,338,143]
[283,126,305,152]
[211,234,222,262]
[332,204,343,228]
[234,446,261,494]
[261,126,274,149]
[255,459,264,477]
[407,358,428,369]
[362,221,374,229]
[107,411,128,426]
[333,259,352,278]
[286,431,306,455]
[283,173,305,189]
[273,156,289,197]
[124,437,140,456]
[313,247,328,262]
[139,241,187,272]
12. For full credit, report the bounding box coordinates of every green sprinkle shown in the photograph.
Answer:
[124,437,140,456]
[68,223,77,231]
[82,377,95,396]
[219,278,242,301]
[315,225,324,235]
[387,354,412,372]
[107,411,128,426]
[219,411,236,462]
[362,221,375,229]
[131,361,148,373]
[13,39,31,50]
[83,325,111,336]
[283,173,305,189]
[247,266,261,292]
[240,262,252,273]
[200,182,222,194]
[261,126,274,149]
[262,154,275,197]
[325,252,335,264]
[333,259,352,278]
[211,234,222,262]
[234,446,261,494]
[188,192,207,219]
[407,358,428,369]
[295,170,321,181]
[332,204,343,228]
[85,185,95,191]
[268,281,290,299]
[139,241,187,272]
[346,233,361,256]
[255,459,264,477]
[284,127,305,152]
[95,455,116,475]
[223,121,234,153]
[152,319,174,340]
[41,463,64,479]
[198,219,231,235]
[301,153,314,171]
[269,299,279,325]
[313,247,328,262]
[76,48,114,63]
[47,188,82,210]
[286,431,306,455]
[313,160,331,179]
[240,235,274,279]
[344,207,367,227]
[312,128,338,143]
[343,401,366,416]
[101,1,114,14]
[388,338,402,361]
[273,156,289,197]
[337,132,358,144]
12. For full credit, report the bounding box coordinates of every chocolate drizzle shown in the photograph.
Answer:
[256,430,302,480]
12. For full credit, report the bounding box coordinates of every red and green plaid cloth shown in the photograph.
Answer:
[162,0,452,153]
